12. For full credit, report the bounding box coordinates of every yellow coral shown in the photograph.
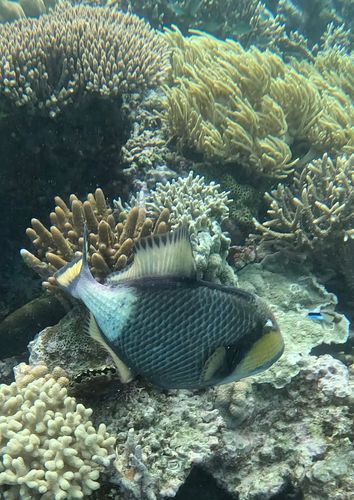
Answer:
[21,188,170,290]
[162,28,354,179]
[0,364,115,499]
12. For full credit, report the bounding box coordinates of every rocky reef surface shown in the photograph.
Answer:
[3,254,350,499]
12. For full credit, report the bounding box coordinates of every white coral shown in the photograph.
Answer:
[128,171,237,284]
[0,364,115,500]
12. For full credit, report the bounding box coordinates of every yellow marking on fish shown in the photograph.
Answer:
[232,328,284,377]
[55,259,82,288]
[201,346,226,382]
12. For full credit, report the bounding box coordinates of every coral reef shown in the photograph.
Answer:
[0,363,116,499]
[12,254,353,499]
[110,0,314,57]
[120,90,192,192]
[0,0,170,317]
[0,2,170,117]
[0,0,56,23]
[275,0,354,49]
[255,154,354,250]
[254,154,354,294]
[162,28,353,181]
[211,353,354,499]
[237,253,349,388]
[21,188,170,290]
[122,171,237,284]
[92,383,225,499]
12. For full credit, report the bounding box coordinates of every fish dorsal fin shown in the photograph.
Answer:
[108,226,196,284]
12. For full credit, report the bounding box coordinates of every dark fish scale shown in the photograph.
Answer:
[104,280,261,388]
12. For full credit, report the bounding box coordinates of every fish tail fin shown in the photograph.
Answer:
[54,224,91,298]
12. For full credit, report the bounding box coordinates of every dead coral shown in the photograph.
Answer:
[21,188,170,291]
[0,1,170,116]
[162,28,353,179]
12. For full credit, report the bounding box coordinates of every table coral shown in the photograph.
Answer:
[0,364,116,499]
[0,1,170,116]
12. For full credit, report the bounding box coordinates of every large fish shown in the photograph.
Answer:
[55,227,284,389]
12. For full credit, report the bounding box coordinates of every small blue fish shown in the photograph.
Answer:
[307,308,340,325]
[54,226,284,389]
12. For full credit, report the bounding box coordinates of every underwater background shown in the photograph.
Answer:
[0,0,353,498]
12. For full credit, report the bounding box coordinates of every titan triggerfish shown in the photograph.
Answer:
[54,226,284,389]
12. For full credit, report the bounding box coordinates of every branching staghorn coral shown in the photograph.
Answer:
[254,154,354,250]
[21,188,170,291]
[254,154,354,292]
[144,171,230,233]
[163,28,353,180]
[0,1,170,116]
[0,363,116,499]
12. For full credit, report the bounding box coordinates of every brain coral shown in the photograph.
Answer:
[162,28,353,179]
[0,1,170,116]
[0,364,115,499]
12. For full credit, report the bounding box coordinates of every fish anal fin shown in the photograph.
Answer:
[87,312,133,383]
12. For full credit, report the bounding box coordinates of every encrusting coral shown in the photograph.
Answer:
[21,188,170,291]
[162,28,353,180]
[0,1,170,117]
[0,363,116,499]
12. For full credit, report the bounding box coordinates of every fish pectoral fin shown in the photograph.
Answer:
[232,326,284,379]
[201,346,226,382]
[86,312,134,384]
[107,226,196,284]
